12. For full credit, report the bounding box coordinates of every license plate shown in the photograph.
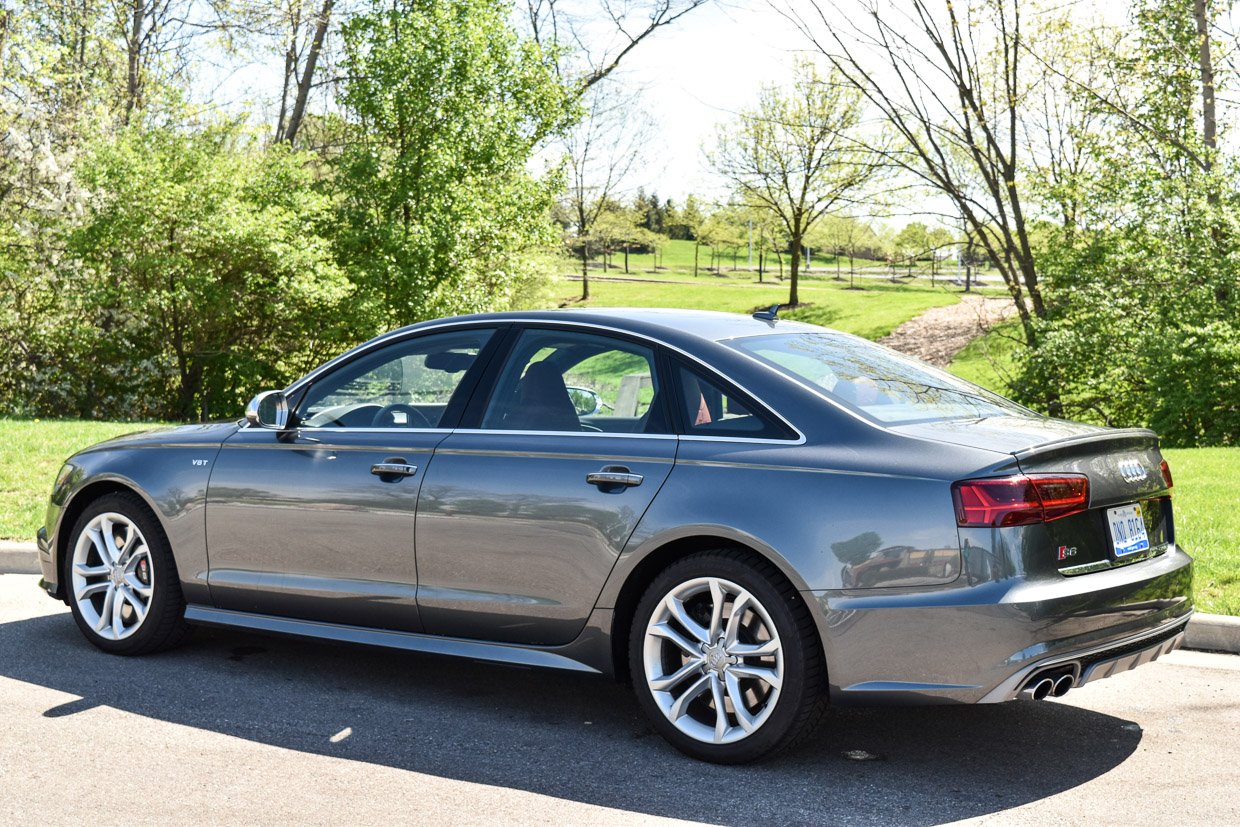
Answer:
[1107,503,1150,557]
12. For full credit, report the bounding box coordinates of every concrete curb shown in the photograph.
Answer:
[3,538,1238,655]
[0,541,39,575]
[1184,613,1240,655]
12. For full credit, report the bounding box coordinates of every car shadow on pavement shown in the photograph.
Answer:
[2,611,1143,826]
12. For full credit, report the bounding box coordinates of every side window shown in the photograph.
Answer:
[481,329,669,434]
[676,363,793,440]
[298,329,494,428]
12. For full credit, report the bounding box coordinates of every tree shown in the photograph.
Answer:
[926,226,955,281]
[334,0,570,327]
[562,81,652,299]
[711,58,872,306]
[523,0,709,93]
[797,0,1049,350]
[893,221,928,277]
[274,0,337,144]
[68,124,350,421]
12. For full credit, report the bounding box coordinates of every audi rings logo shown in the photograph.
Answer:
[1118,459,1148,484]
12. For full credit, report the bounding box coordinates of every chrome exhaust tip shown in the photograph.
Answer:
[1051,674,1075,697]
[1019,677,1056,701]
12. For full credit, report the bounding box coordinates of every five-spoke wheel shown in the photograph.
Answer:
[630,550,827,763]
[65,492,188,655]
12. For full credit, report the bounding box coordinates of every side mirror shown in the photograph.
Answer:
[246,390,291,430]
[567,386,602,417]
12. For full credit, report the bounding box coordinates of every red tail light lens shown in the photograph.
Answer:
[952,474,1090,527]
[1160,459,1173,489]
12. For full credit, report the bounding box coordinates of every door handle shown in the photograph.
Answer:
[587,466,643,488]
[371,460,418,478]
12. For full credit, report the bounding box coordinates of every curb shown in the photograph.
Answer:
[0,541,39,575]
[1184,613,1240,655]
[3,538,1239,655]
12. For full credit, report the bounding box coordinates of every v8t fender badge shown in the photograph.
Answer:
[1058,545,1078,560]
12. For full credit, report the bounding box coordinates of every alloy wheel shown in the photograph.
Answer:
[642,576,784,745]
[70,512,155,641]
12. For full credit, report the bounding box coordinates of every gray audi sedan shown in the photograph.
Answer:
[36,308,1192,763]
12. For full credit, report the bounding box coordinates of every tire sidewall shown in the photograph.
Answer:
[65,492,183,655]
[629,552,817,763]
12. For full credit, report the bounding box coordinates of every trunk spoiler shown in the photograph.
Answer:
[1011,428,1160,463]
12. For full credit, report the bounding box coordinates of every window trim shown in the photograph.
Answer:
[276,317,806,444]
[290,325,507,432]
[666,356,800,442]
[462,323,675,436]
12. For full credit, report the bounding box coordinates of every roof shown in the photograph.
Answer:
[406,307,829,344]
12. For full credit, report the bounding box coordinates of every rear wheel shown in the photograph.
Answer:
[65,492,188,655]
[629,549,827,763]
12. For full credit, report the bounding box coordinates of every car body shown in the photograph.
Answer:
[38,308,1193,762]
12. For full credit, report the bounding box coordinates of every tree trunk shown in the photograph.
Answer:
[281,0,336,144]
[581,241,590,300]
[124,0,145,121]
[624,244,629,273]
[693,239,699,277]
[788,242,801,306]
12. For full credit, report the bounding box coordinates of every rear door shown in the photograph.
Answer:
[414,326,677,646]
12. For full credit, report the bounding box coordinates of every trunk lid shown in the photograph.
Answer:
[900,416,1174,578]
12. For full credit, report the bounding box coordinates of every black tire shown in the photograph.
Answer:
[628,549,828,763]
[64,491,189,655]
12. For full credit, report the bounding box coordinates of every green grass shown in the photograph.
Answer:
[1161,448,1240,616]
[945,320,1022,394]
[566,275,961,341]
[0,419,164,542]
[581,239,996,284]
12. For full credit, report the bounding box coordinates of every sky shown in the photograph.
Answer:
[606,1,806,203]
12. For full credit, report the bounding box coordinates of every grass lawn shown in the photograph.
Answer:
[1161,448,1240,616]
[0,419,163,542]
[945,320,1022,394]
[582,239,998,285]
[561,275,962,341]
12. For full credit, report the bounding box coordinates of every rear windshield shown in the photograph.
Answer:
[726,331,1030,425]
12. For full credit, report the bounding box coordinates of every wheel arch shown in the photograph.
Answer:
[607,532,823,684]
[54,478,167,597]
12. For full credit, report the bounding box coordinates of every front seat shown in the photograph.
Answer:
[503,361,581,431]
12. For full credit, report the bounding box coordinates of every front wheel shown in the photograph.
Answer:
[65,492,189,655]
[629,549,827,763]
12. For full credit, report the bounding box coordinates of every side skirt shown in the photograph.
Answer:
[183,605,602,674]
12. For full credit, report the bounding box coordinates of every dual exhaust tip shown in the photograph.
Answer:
[1019,672,1075,701]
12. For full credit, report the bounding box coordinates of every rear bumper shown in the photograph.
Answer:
[977,614,1188,702]
[811,545,1193,705]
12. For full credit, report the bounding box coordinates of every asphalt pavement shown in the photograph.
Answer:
[1,571,1237,826]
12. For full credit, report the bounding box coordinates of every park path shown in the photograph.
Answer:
[878,294,1014,367]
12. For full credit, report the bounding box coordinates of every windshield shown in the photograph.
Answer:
[726,331,1031,425]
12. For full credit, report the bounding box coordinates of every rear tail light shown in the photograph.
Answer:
[1160,459,1174,490]
[952,474,1090,527]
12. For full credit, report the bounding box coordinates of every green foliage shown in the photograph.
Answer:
[334,0,570,329]
[64,123,350,420]
[1001,0,1240,446]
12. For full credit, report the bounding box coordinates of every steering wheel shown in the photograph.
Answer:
[371,403,432,428]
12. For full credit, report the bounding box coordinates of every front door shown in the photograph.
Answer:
[205,327,498,631]
[415,327,677,645]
